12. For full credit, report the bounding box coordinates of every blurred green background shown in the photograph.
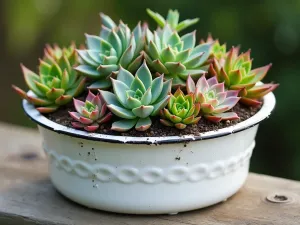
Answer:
[2,0,299,179]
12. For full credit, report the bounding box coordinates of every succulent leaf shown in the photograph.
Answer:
[160,118,174,127]
[12,85,28,100]
[84,123,100,132]
[55,95,72,105]
[150,76,164,103]
[88,79,111,90]
[111,118,139,132]
[151,95,170,116]
[27,95,54,106]
[136,62,152,89]
[132,105,154,118]
[241,83,279,106]
[204,112,239,123]
[39,60,51,75]
[21,64,44,97]
[135,117,152,131]
[146,9,199,32]
[117,67,135,87]
[100,13,117,29]
[181,31,196,50]
[108,104,136,119]
[176,19,199,33]
[111,79,130,107]
[130,77,146,92]
[36,105,59,113]
[65,77,86,97]
[141,88,152,105]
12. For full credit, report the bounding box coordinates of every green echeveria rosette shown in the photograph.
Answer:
[146,9,199,32]
[186,75,240,123]
[12,44,86,113]
[144,24,213,88]
[99,62,172,132]
[209,47,279,106]
[160,88,201,129]
[74,13,145,91]
[69,91,112,132]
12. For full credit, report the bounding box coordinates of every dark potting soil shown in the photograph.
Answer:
[46,97,260,137]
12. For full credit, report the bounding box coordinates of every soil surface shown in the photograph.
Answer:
[46,95,260,137]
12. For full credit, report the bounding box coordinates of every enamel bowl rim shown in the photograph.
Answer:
[22,90,276,145]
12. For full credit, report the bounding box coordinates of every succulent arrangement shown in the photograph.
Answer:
[13,9,278,133]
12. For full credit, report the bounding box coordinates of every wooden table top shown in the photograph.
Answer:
[0,122,299,225]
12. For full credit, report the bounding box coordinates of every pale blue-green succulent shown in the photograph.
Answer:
[144,24,213,88]
[75,13,145,90]
[100,62,172,131]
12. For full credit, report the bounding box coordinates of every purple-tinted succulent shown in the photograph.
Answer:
[186,75,240,123]
[69,91,112,132]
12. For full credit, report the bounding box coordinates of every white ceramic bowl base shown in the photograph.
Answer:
[42,126,255,214]
[23,90,276,214]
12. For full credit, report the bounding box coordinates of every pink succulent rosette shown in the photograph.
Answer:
[187,75,240,123]
[69,91,112,132]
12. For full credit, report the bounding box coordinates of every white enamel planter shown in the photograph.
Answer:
[22,91,276,215]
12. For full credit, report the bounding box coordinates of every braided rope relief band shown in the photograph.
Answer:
[44,141,254,184]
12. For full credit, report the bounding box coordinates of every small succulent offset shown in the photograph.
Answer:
[146,9,199,32]
[75,13,145,90]
[160,88,201,129]
[200,34,227,64]
[69,91,112,132]
[186,75,240,122]
[12,44,86,113]
[100,62,171,131]
[209,47,278,106]
[144,24,212,88]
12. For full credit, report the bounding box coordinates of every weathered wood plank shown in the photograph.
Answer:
[0,122,299,225]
